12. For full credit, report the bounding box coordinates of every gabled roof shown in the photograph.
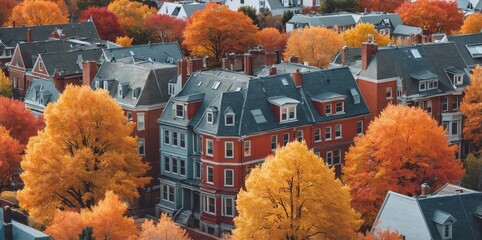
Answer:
[288,13,357,27]
[102,42,183,64]
[353,13,403,28]
[433,183,479,196]
[39,48,102,77]
[16,40,75,69]
[183,3,206,16]
[447,32,482,69]
[0,22,100,48]
[393,25,422,36]
[93,61,177,108]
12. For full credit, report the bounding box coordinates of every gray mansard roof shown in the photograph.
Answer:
[447,32,482,69]
[93,61,177,108]
[16,40,75,69]
[159,67,369,136]
[102,42,183,64]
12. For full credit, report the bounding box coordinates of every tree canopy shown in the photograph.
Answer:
[284,27,344,68]
[341,23,390,48]
[139,214,191,240]
[356,0,403,13]
[80,7,125,41]
[0,0,18,26]
[460,154,482,191]
[233,141,361,240]
[343,105,465,227]
[460,13,482,34]
[0,71,12,98]
[115,36,133,46]
[144,14,186,44]
[0,127,23,191]
[107,0,156,36]
[18,85,149,225]
[461,66,482,154]
[183,3,259,64]
[396,0,463,34]
[8,0,69,26]
[257,27,287,53]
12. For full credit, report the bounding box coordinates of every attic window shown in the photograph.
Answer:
[212,81,221,90]
[410,49,422,58]
[281,78,289,86]
[132,87,140,99]
[118,83,123,98]
[225,113,235,126]
[453,75,463,85]
[281,105,296,122]
[95,80,101,89]
[103,81,109,91]
[175,104,184,118]
[207,112,214,124]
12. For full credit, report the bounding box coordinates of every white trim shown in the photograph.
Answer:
[224,169,234,187]
[118,102,167,111]
[222,196,235,217]
[201,158,264,166]
[206,138,213,156]
[206,165,214,184]
[357,76,398,84]
[311,97,346,103]
[137,112,145,131]
[243,140,251,157]
[335,124,342,139]
[225,141,234,158]
[356,120,363,136]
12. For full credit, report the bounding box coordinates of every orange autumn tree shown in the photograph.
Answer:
[0,127,23,191]
[460,13,482,34]
[183,3,259,64]
[356,228,402,240]
[0,0,18,26]
[18,86,150,226]
[46,191,137,240]
[8,0,69,26]
[233,141,361,240]
[357,0,404,13]
[139,214,191,240]
[115,36,133,46]
[396,0,463,34]
[344,105,465,227]
[144,14,186,44]
[257,27,288,53]
[107,0,156,34]
[341,23,390,48]
[284,27,344,68]
[460,65,482,153]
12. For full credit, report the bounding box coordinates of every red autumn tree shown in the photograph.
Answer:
[80,7,125,41]
[257,27,288,54]
[344,105,465,227]
[0,0,18,26]
[396,0,463,34]
[357,0,404,13]
[144,14,186,44]
[0,97,44,146]
[0,127,23,191]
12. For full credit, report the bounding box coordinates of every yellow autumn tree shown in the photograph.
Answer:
[284,27,344,68]
[461,65,482,153]
[344,105,465,227]
[108,0,156,32]
[233,141,361,240]
[8,0,68,26]
[18,85,150,226]
[183,3,259,64]
[342,23,390,48]
[139,214,191,240]
[46,191,138,240]
[460,13,482,34]
[0,70,12,98]
[115,36,134,47]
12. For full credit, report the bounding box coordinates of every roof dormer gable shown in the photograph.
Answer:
[268,96,300,123]
[172,93,205,120]
[310,92,346,116]
[432,210,457,240]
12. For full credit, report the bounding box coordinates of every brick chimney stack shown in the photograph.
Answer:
[292,69,302,87]
[4,206,13,240]
[82,61,98,86]
[269,65,277,76]
[244,54,253,75]
[341,46,348,65]
[361,41,378,70]
[54,70,64,92]
[421,183,430,196]
[27,29,32,42]
[288,55,299,63]
[178,59,188,88]
[265,52,277,66]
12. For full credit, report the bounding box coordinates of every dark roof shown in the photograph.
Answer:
[39,48,102,76]
[16,40,75,69]
[0,22,100,48]
[0,209,51,240]
[257,62,320,76]
[24,78,60,107]
[288,13,357,27]
[447,32,482,69]
[182,3,205,16]
[417,192,482,240]
[393,25,422,36]
[93,61,177,107]
[102,42,183,64]
[354,13,403,28]
[160,67,369,136]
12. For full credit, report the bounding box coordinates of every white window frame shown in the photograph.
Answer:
[137,113,145,131]
[426,100,432,114]
[180,159,186,176]
[206,138,213,156]
[442,97,448,112]
[325,126,332,141]
[103,80,109,90]
[271,135,278,151]
[225,141,234,158]
[326,151,333,166]
[180,133,186,149]
[297,130,303,142]
[335,102,344,113]
[325,104,332,115]
[453,74,463,85]
[451,121,460,136]
[138,138,145,156]
[452,96,459,110]
[280,105,297,122]
[222,197,235,217]
[203,195,216,215]
[206,166,214,184]
[164,129,170,145]
[162,185,175,203]
[244,140,251,157]
[175,103,184,118]
[118,83,123,98]
[225,113,235,126]
[95,80,100,89]
[172,131,178,147]
[386,87,392,99]
[335,124,342,139]
[207,112,214,124]
[224,169,234,187]
[314,128,321,142]
[164,156,170,173]
[357,120,363,136]
[419,81,426,91]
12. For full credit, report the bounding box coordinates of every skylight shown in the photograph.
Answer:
[251,109,267,124]
[197,81,203,87]
[410,49,422,59]
[466,44,482,58]
[212,81,221,90]
[281,78,289,86]
[350,88,360,104]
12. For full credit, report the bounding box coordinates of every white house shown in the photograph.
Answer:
[158,1,206,19]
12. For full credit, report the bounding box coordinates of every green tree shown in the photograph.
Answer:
[238,6,258,25]
[461,154,482,191]
[79,226,95,240]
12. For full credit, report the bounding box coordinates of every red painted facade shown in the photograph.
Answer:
[356,79,397,122]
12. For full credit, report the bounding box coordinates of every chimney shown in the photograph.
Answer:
[82,61,98,86]
[341,46,348,65]
[12,21,15,28]
[422,28,432,43]
[274,50,281,64]
[292,69,302,87]
[288,55,298,63]
[421,183,430,196]
[222,58,227,69]
[27,29,32,42]
[4,206,12,240]
[178,59,188,88]
[54,70,64,91]
[269,65,277,76]
[244,54,253,75]
[265,52,277,66]
[361,41,378,70]
[51,27,60,39]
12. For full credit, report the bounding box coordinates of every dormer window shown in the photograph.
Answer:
[419,80,438,91]
[103,80,109,91]
[281,105,296,121]
[444,224,452,239]
[225,113,234,126]
[325,104,332,115]
[432,209,456,240]
[132,87,140,99]
[118,83,123,98]
[40,95,44,105]
[453,75,463,85]
[174,103,184,118]
[207,112,214,124]
[95,80,101,89]
[268,96,300,123]
[335,102,344,113]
